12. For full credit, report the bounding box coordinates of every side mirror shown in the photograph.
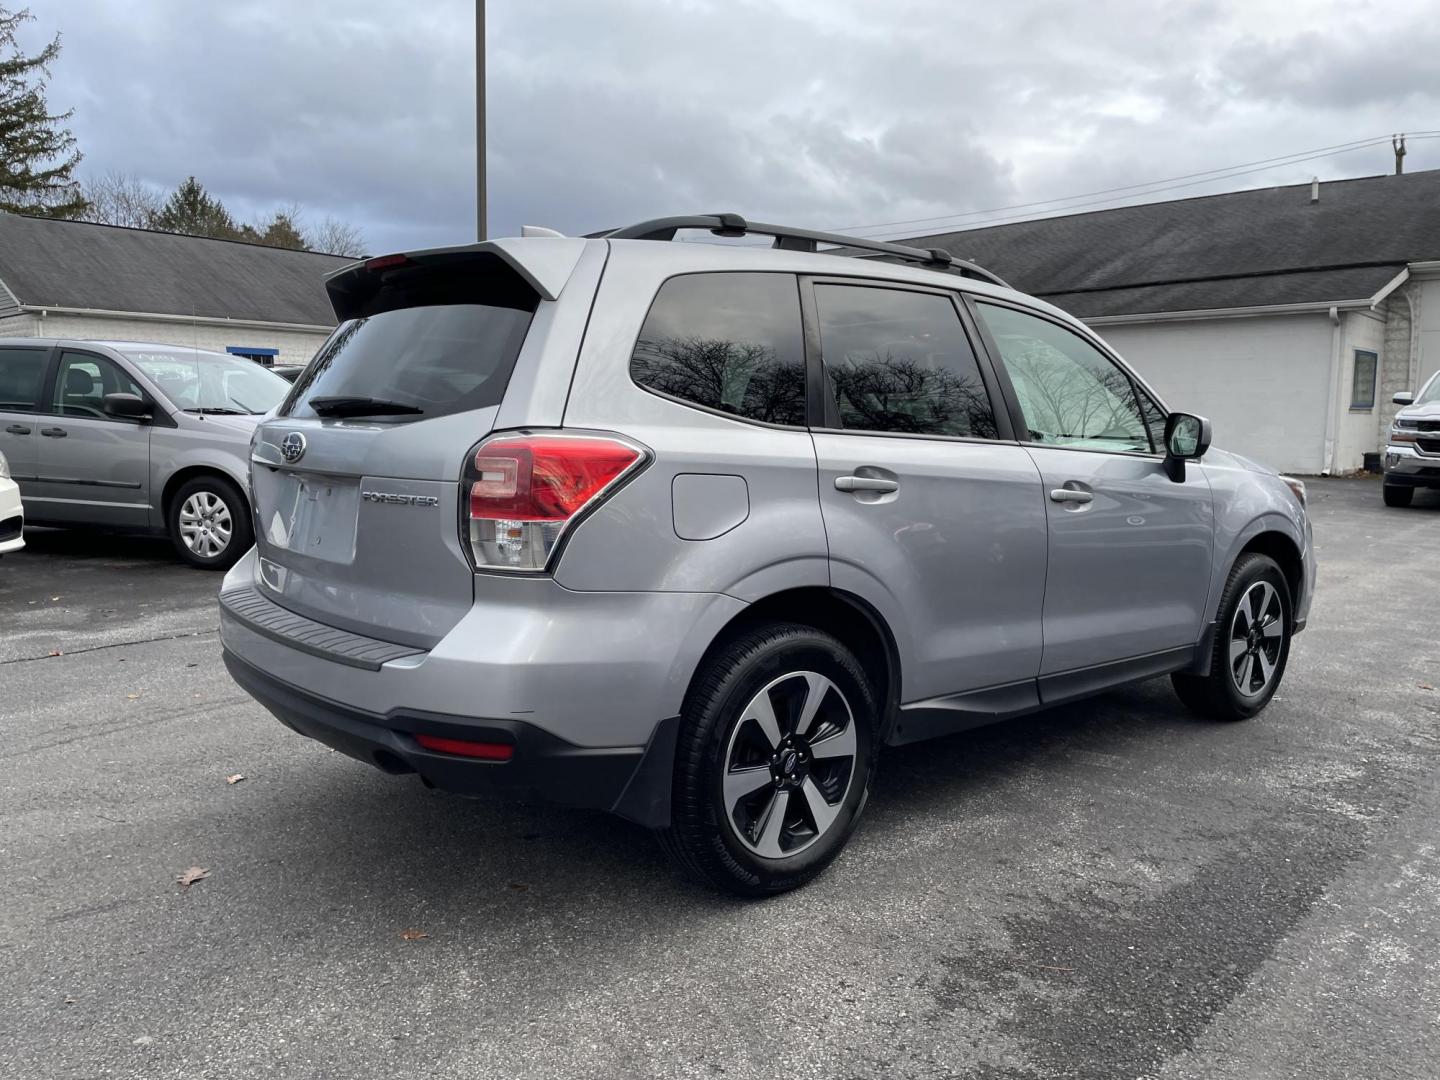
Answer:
[1393,391,1415,406]
[103,392,152,421]
[1163,412,1211,482]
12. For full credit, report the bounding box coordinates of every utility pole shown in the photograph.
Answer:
[476,0,486,241]
[1393,133,1406,176]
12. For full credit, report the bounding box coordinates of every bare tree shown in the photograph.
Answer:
[308,215,367,258]
[79,171,162,228]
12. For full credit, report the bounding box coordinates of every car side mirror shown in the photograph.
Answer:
[1163,412,1211,482]
[103,392,152,421]
[1393,391,1415,406]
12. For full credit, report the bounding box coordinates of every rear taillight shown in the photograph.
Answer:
[462,432,646,572]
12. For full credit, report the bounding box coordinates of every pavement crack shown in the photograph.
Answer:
[1,628,219,665]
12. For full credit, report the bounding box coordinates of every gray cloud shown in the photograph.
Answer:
[20,0,1440,256]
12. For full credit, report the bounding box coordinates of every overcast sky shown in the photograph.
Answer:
[23,0,1440,255]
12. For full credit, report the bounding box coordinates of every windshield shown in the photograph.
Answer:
[125,349,291,414]
[1418,372,1440,406]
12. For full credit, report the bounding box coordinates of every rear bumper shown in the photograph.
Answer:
[1383,444,1440,487]
[223,648,678,826]
[0,477,22,554]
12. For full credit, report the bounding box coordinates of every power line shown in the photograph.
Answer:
[834,131,1440,239]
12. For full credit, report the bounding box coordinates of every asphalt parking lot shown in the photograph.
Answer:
[2,477,1438,1079]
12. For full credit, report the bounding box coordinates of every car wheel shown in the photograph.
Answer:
[168,475,253,570]
[1383,483,1414,507]
[658,623,877,897]
[1172,552,1292,722]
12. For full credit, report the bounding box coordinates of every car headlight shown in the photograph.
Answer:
[1279,475,1306,507]
[1390,425,1418,443]
[0,452,10,479]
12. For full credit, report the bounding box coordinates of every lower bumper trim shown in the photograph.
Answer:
[223,649,672,823]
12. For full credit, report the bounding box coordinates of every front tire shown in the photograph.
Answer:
[1172,553,1292,722]
[168,475,252,570]
[658,624,877,897]
[1383,483,1414,507]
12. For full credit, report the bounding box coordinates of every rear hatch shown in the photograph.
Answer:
[250,249,547,648]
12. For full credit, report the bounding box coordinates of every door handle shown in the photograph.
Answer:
[39,427,68,438]
[5,423,30,435]
[836,475,899,494]
[1049,488,1093,504]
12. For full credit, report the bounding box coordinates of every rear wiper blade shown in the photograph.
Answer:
[186,407,248,415]
[308,396,423,417]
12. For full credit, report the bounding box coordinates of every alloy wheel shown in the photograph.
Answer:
[722,670,858,859]
[179,490,233,560]
[1228,580,1284,698]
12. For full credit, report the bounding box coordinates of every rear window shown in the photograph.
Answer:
[281,279,536,421]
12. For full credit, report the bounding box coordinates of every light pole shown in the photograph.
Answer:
[476,0,486,241]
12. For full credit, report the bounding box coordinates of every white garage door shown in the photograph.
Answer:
[1091,314,1331,474]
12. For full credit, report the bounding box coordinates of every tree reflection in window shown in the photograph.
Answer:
[631,335,805,425]
[815,284,999,440]
[829,351,997,438]
[976,304,1149,453]
[629,273,807,426]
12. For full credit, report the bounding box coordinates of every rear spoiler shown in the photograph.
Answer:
[324,237,589,320]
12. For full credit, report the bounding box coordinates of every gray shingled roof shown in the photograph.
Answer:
[0,213,353,325]
[899,169,1440,318]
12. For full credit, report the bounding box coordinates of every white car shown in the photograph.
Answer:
[0,448,23,556]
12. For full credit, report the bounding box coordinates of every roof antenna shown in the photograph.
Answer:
[1310,177,1320,204]
[1393,133,1406,175]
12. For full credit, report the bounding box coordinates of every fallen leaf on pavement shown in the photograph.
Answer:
[126,693,140,700]
[48,649,62,657]
[176,867,210,888]
[400,928,429,941]
[1420,684,1435,691]
[63,995,76,1005]
[225,774,245,785]
[508,882,530,892]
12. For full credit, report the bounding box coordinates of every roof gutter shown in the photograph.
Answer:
[14,303,333,334]
[1083,298,1373,327]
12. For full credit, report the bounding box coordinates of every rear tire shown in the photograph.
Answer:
[168,475,252,571]
[658,624,877,897]
[1172,553,1292,722]
[1383,483,1414,507]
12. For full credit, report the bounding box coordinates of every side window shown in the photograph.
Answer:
[630,272,806,425]
[1351,349,1377,410]
[1134,386,1168,454]
[53,352,145,421]
[976,303,1150,454]
[814,284,999,439]
[0,347,48,413]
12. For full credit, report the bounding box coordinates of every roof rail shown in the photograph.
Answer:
[601,214,1011,289]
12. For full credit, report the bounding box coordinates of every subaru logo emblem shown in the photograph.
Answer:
[280,432,306,464]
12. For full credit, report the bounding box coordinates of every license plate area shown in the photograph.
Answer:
[254,467,360,563]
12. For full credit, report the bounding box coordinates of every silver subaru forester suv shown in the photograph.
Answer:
[220,215,1315,896]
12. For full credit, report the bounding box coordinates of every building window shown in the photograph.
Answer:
[1351,349,1377,410]
[226,346,280,367]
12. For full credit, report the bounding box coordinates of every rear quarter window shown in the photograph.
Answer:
[630,272,806,426]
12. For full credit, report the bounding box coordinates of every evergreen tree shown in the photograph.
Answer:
[0,6,85,218]
[255,209,306,250]
[152,176,239,239]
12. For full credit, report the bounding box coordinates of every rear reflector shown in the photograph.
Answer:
[413,733,514,761]
[462,432,646,572]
